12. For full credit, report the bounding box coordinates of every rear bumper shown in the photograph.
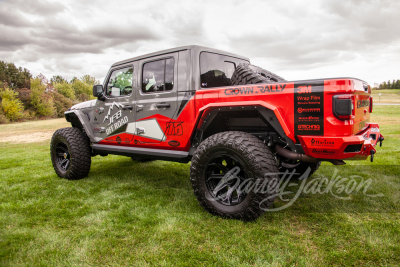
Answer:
[298,123,384,161]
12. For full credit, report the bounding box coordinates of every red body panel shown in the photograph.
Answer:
[98,78,383,161]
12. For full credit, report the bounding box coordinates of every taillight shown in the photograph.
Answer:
[333,94,355,120]
[369,96,373,113]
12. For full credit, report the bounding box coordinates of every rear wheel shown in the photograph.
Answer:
[50,127,91,180]
[190,131,280,221]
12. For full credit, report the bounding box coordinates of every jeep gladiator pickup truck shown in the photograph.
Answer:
[51,45,384,221]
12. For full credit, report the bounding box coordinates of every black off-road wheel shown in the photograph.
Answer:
[50,127,91,180]
[231,63,287,86]
[190,131,280,221]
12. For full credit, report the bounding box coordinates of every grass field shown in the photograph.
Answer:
[1,106,399,266]
[372,89,400,103]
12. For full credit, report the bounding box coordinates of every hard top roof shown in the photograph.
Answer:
[111,45,249,67]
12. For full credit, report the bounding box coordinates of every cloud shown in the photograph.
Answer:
[215,0,400,77]
[11,0,66,15]
[0,0,398,85]
[0,9,32,27]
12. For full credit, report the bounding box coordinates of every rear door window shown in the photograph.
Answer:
[142,58,174,93]
[200,52,248,88]
[224,61,236,79]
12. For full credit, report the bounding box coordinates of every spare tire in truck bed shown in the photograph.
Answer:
[231,63,287,85]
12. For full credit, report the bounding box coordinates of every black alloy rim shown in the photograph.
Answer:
[56,142,71,171]
[205,154,248,206]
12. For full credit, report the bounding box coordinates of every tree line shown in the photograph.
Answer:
[375,79,400,90]
[0,61,99,124]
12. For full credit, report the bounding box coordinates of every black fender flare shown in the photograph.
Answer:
[190,105,297,153]
[64,110,97,143]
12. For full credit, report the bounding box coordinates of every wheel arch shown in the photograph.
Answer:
[190,102,297,153]
[64,110,96,143]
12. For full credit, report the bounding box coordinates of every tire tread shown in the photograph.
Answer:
[190,131,279,221]
[231,63,287,86]
[50,127,91,180]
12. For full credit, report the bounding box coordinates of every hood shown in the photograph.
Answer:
[70,100,97,110]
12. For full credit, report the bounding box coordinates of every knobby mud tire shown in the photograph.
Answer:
[231,63,287,85]
[190,131,280,221]
[50,127,91,180]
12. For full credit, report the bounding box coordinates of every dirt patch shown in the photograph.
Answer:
[0,131,53,143]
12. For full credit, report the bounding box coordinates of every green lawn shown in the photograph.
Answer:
[0,106,399,266]
[372,89,400,103]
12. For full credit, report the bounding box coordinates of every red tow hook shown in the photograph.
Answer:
[370,149,376,162]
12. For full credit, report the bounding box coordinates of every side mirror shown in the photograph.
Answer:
[93,84,103,97]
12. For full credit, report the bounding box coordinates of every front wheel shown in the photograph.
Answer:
[50,127,91,180]
[190,131,280,221]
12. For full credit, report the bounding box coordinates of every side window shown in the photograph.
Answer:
[224,61,236,79]
[200,52,248,88]
[106,67,133,97]
[142,58,174,93]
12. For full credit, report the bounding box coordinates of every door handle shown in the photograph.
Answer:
[156,102,171,108]
[122,105,133,110]
[136,105,143,112]
[136,127,145,135]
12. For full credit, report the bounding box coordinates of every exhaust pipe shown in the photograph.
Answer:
[275,144,346,165]
[275,144,319,163]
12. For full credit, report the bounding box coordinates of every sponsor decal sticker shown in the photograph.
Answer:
[168,140,180,147]
[311,138,335,147]
[297,108,320,113]
[298,125,320,131]
[312,148,335,155]
[296,95,321,105]
[106,116,128,135]
[299,116,319,122]
[224,84,286,96]
[258,84,286,93]
[93,127,105,133]
[294,83,324,136]
[103,102,124,124]
[116,136,122,144]
[297,85,312,94]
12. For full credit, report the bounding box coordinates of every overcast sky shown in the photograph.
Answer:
[1,0,399,86]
